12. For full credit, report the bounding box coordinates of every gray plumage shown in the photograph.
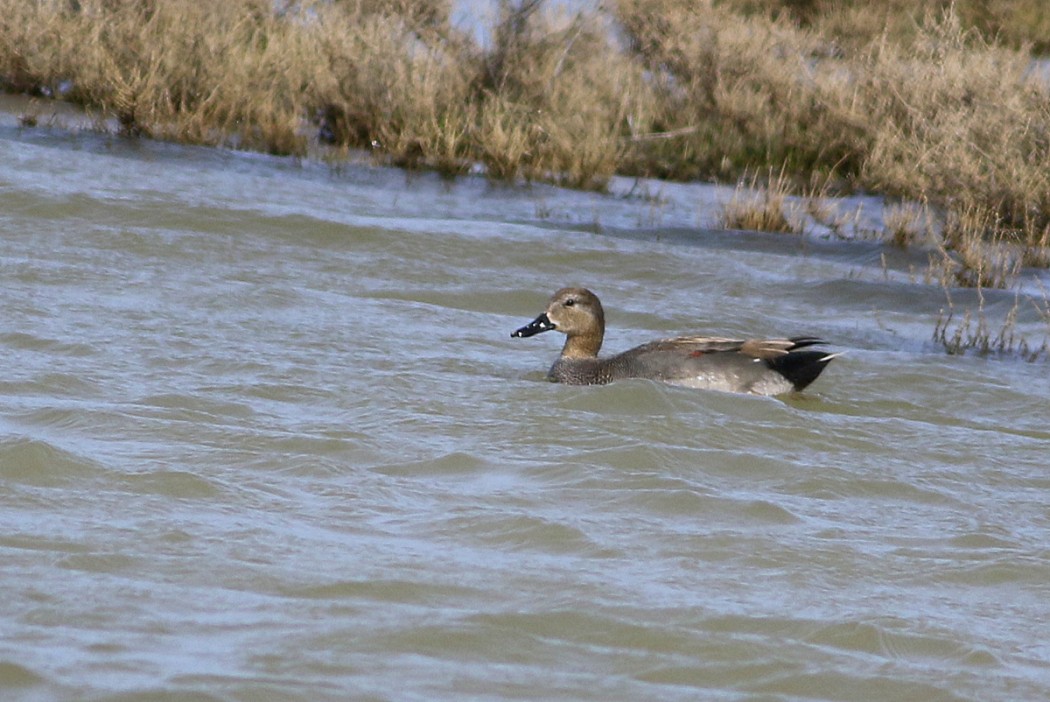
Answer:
[512,287,836,395]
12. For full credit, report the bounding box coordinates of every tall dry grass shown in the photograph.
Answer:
[471,2,654,189]
[616,1,1050,289]
[717,0,1050,54]
[306,4,476,171]
[858,13,1050,215]
[0,0,322,153]
[616,0,864,183]
[857,10,1050,293]
[0,0,652,188]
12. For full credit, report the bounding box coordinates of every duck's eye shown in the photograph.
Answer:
[564,298,576,307]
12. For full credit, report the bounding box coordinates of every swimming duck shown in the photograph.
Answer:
[512,287,836,394]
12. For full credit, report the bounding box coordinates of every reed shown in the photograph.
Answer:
[716,0,1050,53]
[306,5,477,172]
[882,201,935,249]
[717,168,801,234]
[933,287,1050,361]
[470,2,653,189]
[858,11,1050,244]
[615,1,1050,286]
[616,0,863,183]
[718,0,1050,53]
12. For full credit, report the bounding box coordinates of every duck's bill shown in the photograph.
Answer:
[512,313,555,338]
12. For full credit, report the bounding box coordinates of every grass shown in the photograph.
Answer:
[933,287,1050,362]
[715,0,1050,54]
[717,168,803,234]
[882,201,935,249]
[3,1,1048,212]
[0,0,652,190]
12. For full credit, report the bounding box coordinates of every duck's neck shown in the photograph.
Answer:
[561,332,602,359]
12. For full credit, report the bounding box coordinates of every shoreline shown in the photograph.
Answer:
[4,90,1047,363]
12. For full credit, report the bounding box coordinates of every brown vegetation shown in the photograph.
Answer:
[718,168,802,234]
[0,0,650,189]
[720,0,1050,54]
[616,0,1050,300]
[933,287,1050,361]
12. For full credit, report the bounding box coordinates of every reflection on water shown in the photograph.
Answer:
[2,106,1049,701]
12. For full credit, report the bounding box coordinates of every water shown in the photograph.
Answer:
[2,100,1050,702]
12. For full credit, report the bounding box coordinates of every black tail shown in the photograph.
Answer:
[769,340,836,391]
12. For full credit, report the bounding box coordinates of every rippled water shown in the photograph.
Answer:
[2,102,1050,701]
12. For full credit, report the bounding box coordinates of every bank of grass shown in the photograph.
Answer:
[718,0,1050,55]
[618,0,1050,299]
[0,0,653,189]
[616,2,1050,215]
[2,0,1050,297]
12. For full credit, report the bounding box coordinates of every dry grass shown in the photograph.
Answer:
[716,0,1050,53]
[933,287,1050,361]
[616,0,864,183]
[307,6,477,171]
[857,11,1050,241]
[0,0,322,153]
[614,1,1050,287]
[882,201,935,248]
[942,205,1025,289]
[718,168,802,234]
[469,3,654,189]
[0,3,784,209]
[0,0,650,187]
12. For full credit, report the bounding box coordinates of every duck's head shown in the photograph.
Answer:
[512,287,605,357]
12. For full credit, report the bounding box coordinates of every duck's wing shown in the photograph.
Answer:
[640,335,826,359]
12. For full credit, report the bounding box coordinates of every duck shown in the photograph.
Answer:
[511,287,837,394]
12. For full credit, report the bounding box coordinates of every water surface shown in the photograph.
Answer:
[2,104,1049,701]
